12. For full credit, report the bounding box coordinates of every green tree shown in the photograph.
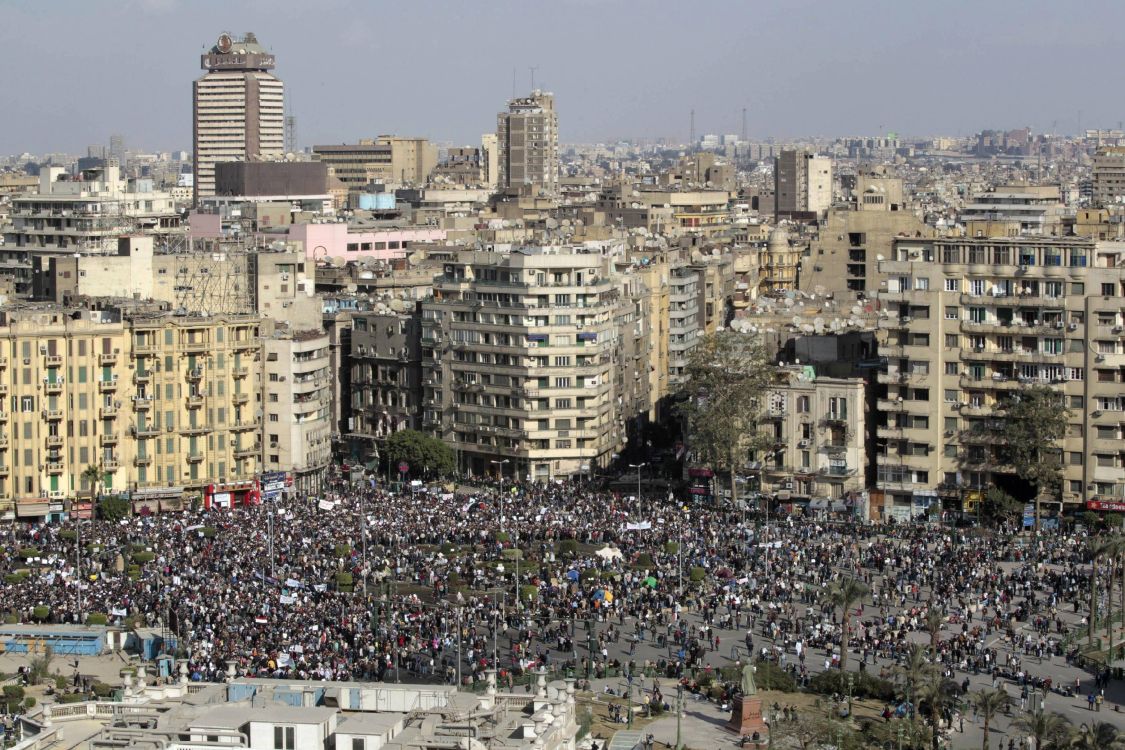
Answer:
[1010,709,1070,750]
[892,643,933,718]
[383,429,456,478]
[675,331,773,514]
[917,671,960,750]
[1068,721,1125,750]
[980,486,1021,527]
[999,385,1067,532]
[1090,535,1113,646]
[971,688,1010,750]
[82,463,102,509]
[821,576,869,671]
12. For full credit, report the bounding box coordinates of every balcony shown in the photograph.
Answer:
[103,458,120,471]
[44,354,62,367]
[232,366,249,379]
[181,340,209,353]
[0,411,9,423]
[43,379,63,395]
[45,462,64,475]
[181,423,210,435]
[134,424,160,437]
[44,409,63,421]
[187,367,204,381]
[134,369,153,384]
[133,396,153,410]
[233,444,260,459]
[133,341,158,355]
[185,394,204,409]
[99,433,119,446]
[0,465,8,476]
[186,452,205,463]
[231,419,259,431]
[99,352,118,366]
[232,392,249,405]
[0,384,9,398]
[45,434,63,448]
[134,455,152,466]
[0,435,7,449]
[0,356,8,368]
[98,377,118,392]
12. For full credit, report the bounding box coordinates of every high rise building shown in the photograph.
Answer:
[312,136,437,190]
[774,149,832,220]
[496,91,559,196]
[193,32,285,205]
[1093,147,1125,208]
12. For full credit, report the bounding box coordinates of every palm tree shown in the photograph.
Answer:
[892,643,932,718]
[971,688,1010,750]
[924,606,944,750]
[1090,535,1112,646]
[81,463,103,515]
[1010,709,1070,750]
[1069,721,1125,750]
[917,670,959,750]
[821,576,869,671]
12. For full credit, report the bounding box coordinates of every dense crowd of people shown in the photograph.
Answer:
[0,472,1106,706]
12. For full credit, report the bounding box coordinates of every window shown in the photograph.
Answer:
[944,307,958,320]
[555,398,571,409]
[796,396,810,413]
[352,740,365,750]
[1070,480,1084,494]
[944,278,959,292]
[1102,283,1116,297]
[945,362,958,375]
[944,389,958,403]
[1070,452,1083,466]
[1072,282,1085,295]
[554,377,571,388]
[274,726,295,750]
[914,277,929,291]
[269,414,279,422]
[553,356,570,367]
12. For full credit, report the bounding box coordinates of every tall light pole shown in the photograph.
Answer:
[629,463,645,503]
[490,459,509,533]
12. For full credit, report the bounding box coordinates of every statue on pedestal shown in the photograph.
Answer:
[741,663,757,696]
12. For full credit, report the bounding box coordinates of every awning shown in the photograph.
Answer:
[809,499,829,510]
[577,332,597,341]
[132,486,185,499]
[528,334,547,342]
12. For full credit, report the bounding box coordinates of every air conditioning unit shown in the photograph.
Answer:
[1096,355,1106,363]
[1092,410,1103,417]
[798,439,810,448]
[1069,323,1078,331]
[951,403,962,410]
[943,430,954,438]
[782,481,794,489]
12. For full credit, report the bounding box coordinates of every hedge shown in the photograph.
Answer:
[753,660,798,692]
[4,571,28,585]
[557,540,579,556]
[91,682,114,698]
[495,532,510,543]
[32,606,49,621]
[635,553,654,569]
[200,527,217,538]
[58,693,87,704]
[664,542,679,555]
[126,565,142,581]
[336,571,354,593]
[689,566,707,582]
[520,584,540,602]
[58,530,77,542]
[17,547,39,559]
[132,551,156,564]
[440,543,458,555]
[335,544,352,558]
[86,613,109,626]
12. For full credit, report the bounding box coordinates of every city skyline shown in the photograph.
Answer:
[3,0,1125,155]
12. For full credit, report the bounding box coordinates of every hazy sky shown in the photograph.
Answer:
[1,0,1122,155]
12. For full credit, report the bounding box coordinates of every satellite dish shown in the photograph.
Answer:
[876,254,885,261]
[346,283,358,293]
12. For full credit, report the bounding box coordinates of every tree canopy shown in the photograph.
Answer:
[383,429,456,478]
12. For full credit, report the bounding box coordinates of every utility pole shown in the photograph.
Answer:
[675,684,683,750]
[456,607,462,688]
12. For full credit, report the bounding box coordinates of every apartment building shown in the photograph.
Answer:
[775,149,833,220]
[496,91,559,196]
[420,248,625,479]
[0,305,262,519]
[803,207,930,295]
[1093,147,1125,208]
[754,367,867,511]
[667,260,700,388]
[346,308,424,453]
[960,185,1064,238]
[312,136,438,190]
[875,236,1125,521]
[261,330,332,494]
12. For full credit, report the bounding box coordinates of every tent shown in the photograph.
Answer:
[595,546,623,560]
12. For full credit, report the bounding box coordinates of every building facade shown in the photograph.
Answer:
[261,331,332,494]
[875,236,1125,520]
[420,249,625,479]
[193,32,285,204]
[775,149,832,220]
[496,91,559,196]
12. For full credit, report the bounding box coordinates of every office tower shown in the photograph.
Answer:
[1093,147,1125,208]
[193,31,285,204]
[109,134,125,162]
[312,136,437,190]
[774,149,832,220]
[496,90,558,195]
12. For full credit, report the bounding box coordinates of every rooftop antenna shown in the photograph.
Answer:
[689,109,695,150]
[741,107,747,142]
[512,67,516,99]
[529,66,538,91]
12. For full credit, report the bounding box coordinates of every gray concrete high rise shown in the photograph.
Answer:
[192,32,285,205]
[496,90,559,196]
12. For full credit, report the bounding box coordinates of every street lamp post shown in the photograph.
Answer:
[490,459,510,533]
[629,463,645,503]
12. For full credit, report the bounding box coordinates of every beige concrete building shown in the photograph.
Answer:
[775,149,832,220]
[420,248,625,479]
[193,32,285,204]
[803,208,931,295]
[1093,147,1125,208]
[760,227,800,295]
[960,185,1065,238]
[754,367,867,509]
[0,305,262,519]
[261,330,332,493]
[312,136,437,190]
[874,236,1125,521]
[496,91,559,196]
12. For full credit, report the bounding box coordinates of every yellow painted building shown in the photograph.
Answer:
[0,304,263,518]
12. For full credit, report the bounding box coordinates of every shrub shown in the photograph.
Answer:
[32,606,49,622]
[557,540,578,556]
[17,547,39,559]
[23,696,35,709]
[335,543,352,558]
[132,551,156,564]
[336,571,354,592]
[200,526,217,538]
[689,566,707,582]
[3,612,18,624]
[664,542,679,555]
[91,681,113,698]
[58,693,86,704]
[501,548,523,560]
[635,553,654,569]
[97,495,130,522]
[86,613,109,626]
[520,584,539,602]
[807,670,895,702]
[58,530,77,542]
[55,675,67,691]
[580,569,599,583]
[753,660,798,692]
[495,532,510,543]
[126,565,141,581]
[3,686,25,703]
[4,572,27,585]
[440,543,458,555]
